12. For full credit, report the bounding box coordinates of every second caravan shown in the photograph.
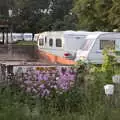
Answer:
[37,31,92,60]
[75,32,120,64]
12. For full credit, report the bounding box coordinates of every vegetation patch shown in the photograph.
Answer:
[0,49,120,120]
[13,41,37,46]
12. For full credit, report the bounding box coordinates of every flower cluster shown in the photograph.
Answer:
[14,66,76,97]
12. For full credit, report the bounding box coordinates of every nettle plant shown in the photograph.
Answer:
[90,49,120,84]
[102,49,120,82]
[74,60,89,87]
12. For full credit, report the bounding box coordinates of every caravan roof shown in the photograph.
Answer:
[76,31,92,35]
[64,30,92,36]
[85,32,108,39]
[39,30,92,36]
[85,32,120,40]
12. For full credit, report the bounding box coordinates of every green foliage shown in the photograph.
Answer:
[101,49,115,83]
[2,0,120,32]
[73,0,115,31]
[0,49,120,120]
[74,52,120,119]
[14,41,37,45]
[108,0,120,30]
[0,0,8,17]
[50,0,77,31]
[0,0,77,32]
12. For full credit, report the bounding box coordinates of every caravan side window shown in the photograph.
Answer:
[45,37,47,44]
[56,39,62,47]
[49,38,53,47]
[100,40,115,50]
[39,39,44,46]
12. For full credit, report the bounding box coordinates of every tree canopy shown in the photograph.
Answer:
[0,0,120,32]
[73,0,116,31]
[3,0,77,33]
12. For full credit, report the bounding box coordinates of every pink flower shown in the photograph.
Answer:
[39,84,45,89]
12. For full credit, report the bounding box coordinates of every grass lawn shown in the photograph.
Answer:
[13,40,37,45]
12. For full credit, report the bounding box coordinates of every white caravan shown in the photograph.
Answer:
[0,33,34,43]
[23,33,33,41]
[0,33,23,43]
[34,33,40,42]
[75,32,120,64]
[37,31,92,59]
[12,33,23,42]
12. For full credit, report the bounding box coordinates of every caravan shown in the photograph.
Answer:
[75,32,120,64]
[23,33,33,41]
[0,33,34,43]
[37,31,92,60]
[12,33,23,42]
[0,33,23,43]
[34,33,40,42]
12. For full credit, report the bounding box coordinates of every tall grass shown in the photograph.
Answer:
[13,41,37,45]
[1,55,120,119]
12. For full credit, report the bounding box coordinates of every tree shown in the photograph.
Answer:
[73,0,114,31]
[108,0,120,31]
[50,0,77,30]
[0,0,9,18]
[9,0,51,32]
[2,0,77,32]
[51,14,77,30]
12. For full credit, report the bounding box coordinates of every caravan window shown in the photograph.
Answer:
[39,39,44,46]
[56,39,62,47]
[49,38,53,47]
[100,40,115,50]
